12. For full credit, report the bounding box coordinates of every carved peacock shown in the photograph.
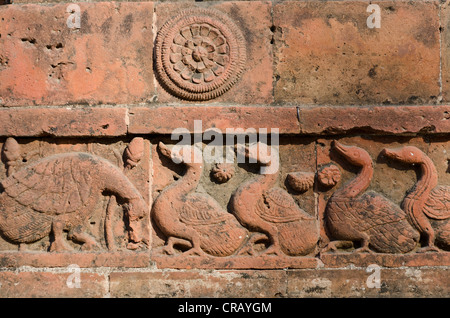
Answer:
[151,142,247,257]
[229,143,319,256]
[383,146,450,251]
[0,152,148,252]
[324,141,419,253]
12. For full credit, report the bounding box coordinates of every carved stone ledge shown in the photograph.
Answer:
[130,105,450,135]
[320,252,450,268]
[152,254,319,270]
[0,251,151,268]
[0,105,448,137]
[0,107,128,137]
[128,106,299,135]
[299,105,450,135]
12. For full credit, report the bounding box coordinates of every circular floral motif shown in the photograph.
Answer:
[211,163,235,183]
[155,8,247,101]
[318,164,342,188]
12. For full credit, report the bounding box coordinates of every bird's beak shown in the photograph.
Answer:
[158,141,172,159]
[381,147,402,161]
[332,140,350,156]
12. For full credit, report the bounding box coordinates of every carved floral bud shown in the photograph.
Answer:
[2,137,21,163]
[286,172,315,192]
[124,137,144,169]
[318,164,341,188]
[211,163,235,183]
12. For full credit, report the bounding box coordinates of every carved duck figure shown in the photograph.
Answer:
[230,143,319,256]
[152,142,247,257]
[324,141,419,253]
[383,146,450,251]
[0,152,148,252]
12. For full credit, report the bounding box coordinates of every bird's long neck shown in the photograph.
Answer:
[233,165,278,207]
[98,161,143,201]
[160,163,203,200]
[334,162,373,199]
[251,171,278,193]
[402,155,438,229]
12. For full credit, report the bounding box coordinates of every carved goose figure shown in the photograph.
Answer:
[0,152,148,251]
[383,146,450,251]
[324,141,419,253]
[230,143,319,256]
[152,142,247,257]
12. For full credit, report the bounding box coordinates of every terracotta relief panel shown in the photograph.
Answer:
[149,135,450,269]
[150,137,319,269]
[0,134,448,269]
[317,136,450,267]
[0,137,151,257]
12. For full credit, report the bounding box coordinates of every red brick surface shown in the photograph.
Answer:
[273,1,440,105]
[0,2,154,106]
[128,106,299,134]
[0,251,150,268]
[0,271,108,297]
[0,107,127,136]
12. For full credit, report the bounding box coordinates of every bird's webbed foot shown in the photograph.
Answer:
[320,240,353,254]
[417,245,440,253]
[353,246,375,254]
[184,246,207,257]
[68,226,101,251]
[261,244,284,257]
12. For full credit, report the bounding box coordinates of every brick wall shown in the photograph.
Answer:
[0,0,449,298]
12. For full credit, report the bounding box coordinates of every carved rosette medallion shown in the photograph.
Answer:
[155,8,247,101]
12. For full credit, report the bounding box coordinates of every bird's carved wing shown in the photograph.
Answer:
[255,188,307,223]
[423,186,450,220]
[179,194,231,226]
[344,192,407,232]
[2,155,93,215]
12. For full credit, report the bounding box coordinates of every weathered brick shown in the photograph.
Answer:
[299,105,450,135]
[441,1,450,102]
[0,107,127,136]
[287,268,450,297]
[0,2,154,106]
[128,106,299,134]
[273,1,440,105]
[0,251,151,268]
[0,271,108,298]
[109,270,287,297]
[320,252,450,268]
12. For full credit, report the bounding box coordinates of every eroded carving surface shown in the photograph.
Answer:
[152,143,247,257]
[383,146,450,252]
[0,138,149,252]
[230,143,319,256]
[323,141,419,254]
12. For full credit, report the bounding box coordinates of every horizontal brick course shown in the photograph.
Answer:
[0,251,151,268]
[0,107,127,136]
[0,270,108,297]
[0,105,447,137]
